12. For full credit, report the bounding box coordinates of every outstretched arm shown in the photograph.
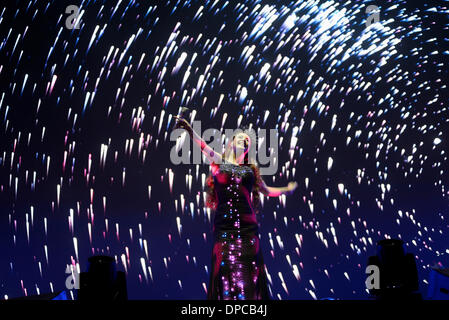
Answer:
[173,115,222,164]
[259,178,298,197]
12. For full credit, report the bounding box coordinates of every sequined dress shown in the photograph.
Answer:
[207,161,270,300]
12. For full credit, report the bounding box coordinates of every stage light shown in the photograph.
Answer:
[9,291,68,300]
[427,267,449,300]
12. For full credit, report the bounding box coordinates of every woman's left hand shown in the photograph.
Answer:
[287,181,298,194]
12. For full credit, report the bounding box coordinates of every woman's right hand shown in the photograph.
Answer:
[173,115,193,134]
[173,115,223,164]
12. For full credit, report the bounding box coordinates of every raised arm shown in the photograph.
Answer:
[173,115,222,165]
[258,178,298,197]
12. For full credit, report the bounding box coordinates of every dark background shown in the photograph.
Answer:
[0,0,448,299]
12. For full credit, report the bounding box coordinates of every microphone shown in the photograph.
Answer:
[179,106,190,119]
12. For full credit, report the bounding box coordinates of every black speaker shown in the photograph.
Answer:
[367,239,420,299]
[77,255,127,300]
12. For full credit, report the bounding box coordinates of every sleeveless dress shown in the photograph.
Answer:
[207,161,270,300]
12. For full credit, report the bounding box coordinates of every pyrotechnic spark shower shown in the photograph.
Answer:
[0,0,448,299]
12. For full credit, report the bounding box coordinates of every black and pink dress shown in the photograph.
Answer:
[207,160,270,300]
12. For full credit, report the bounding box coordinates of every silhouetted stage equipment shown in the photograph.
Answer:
[368,239,421,300]
[427,267,449,300]
[77,255,127,300]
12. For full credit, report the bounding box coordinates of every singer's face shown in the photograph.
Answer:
[233,133,250,152]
